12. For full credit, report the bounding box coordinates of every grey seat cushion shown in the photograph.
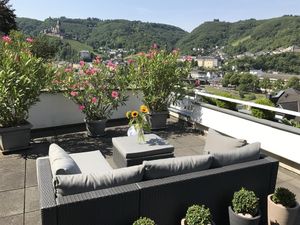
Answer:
[54,165,144,196]
[204,128,247,154]
[143,155,213,180]
[112,134,174,159]
[211,142,261,168]
[48,143,81,176]
[69,151,112,174]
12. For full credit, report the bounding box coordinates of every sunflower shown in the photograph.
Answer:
[126,111,131,119]
[131,111,139,118]
[140,105,149,113]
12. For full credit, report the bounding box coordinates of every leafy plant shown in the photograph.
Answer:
[185,204,211,225]
[0,31,54,127]
[215,92,237,110]
[232,187,259,217]
[271,187,297,208]
[128,46,192,112]
[133,217,155,225]
[52,57,128,120]
[282,118,300,128]
[251,98,275,120]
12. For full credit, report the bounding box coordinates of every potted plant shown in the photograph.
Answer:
[181,204,215,225]
[228,187,261,225]
[268,187,299,225]
[54,57,128,137]
[0,31,54,152]
[129,45,192,129]
[133,217,155,225]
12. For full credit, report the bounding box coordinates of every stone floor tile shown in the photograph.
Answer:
[0,214,23,225]
[0,189,24,217]
[25,159,37,187]
[25,186,39,213]
[0,158,25,191]
[24,210,41,225]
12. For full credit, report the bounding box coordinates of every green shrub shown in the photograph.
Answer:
[232,187,259,217]
[185,204,211,225]
[251,98,275,120]
[133,217,155,225]
[215,92,237,110]
[271,187,296,208]
[282,118,300,128]
[201,96,216,105]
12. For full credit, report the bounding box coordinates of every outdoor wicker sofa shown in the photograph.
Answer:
[36,144,278,225]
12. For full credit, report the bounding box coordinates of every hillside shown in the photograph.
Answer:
[177,16,300,55]
[16,17,187,52]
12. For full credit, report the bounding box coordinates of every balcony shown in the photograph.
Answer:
[0,91,299,225]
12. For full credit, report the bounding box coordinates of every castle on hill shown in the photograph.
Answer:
[42,20,63,39]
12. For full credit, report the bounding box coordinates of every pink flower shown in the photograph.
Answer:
[107,61,117,71]
[85,68,96,75]
[127,59,134,64]
[195,79,201,87]
[70,91,78,97]
[26,37,33,43]
[111,91,119,99]
[64,68,72,73]
[2,35,12,43]
[185,55,193,62]
[152,43,158,49]
[79,105,85,111]
[79,60,85,67]
[91,97,97,103]
[172,48,179,54]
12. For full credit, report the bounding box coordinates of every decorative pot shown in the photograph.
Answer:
[85,119,107,137]
[150,111,168,130]
[0,122,32,153]
[228,206,261,225]
[267,194,300,225]
[181,218,215,225]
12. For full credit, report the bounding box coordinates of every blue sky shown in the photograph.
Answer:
[9,0,300,32]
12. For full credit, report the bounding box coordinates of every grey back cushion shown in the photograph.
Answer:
[211,142,261,168]
[49,143,81,176]
[54,165,144,196]
[204,128,246,154]
[143,155,213,180]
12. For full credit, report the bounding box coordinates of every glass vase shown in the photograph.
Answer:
[137,127,145,144]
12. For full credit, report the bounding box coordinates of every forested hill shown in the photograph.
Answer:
[16,17,187,51]
[177,15,300,55]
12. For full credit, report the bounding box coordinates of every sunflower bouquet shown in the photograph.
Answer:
[126,105,151,143]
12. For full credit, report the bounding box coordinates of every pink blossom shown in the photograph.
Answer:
[91,97,97,103]
[26,37,33,43]
[107,61,117,71]
[79,105,85,110]
[127,59,134,64]
[172,48,179,54]
[79,61,85,67]
[70,91,78,97]
[137,52,145,56]
[185,55,193,62]
[2,35,12,43]
[64,68,72,73]
[85,68,96,75]
[195,79,201,87]
[111,91,119,99]
[152,43,158,49]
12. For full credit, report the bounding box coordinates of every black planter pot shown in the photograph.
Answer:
[85,119,107,137]
[0,122,32,153]
[228,206,260,225]
[150,111,169,130]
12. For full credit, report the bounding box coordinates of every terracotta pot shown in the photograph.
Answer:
[150,111,168,130]
[0,122,32,152]
[228,206,260,225]
[85,119,107,137]
[268,194,300,225]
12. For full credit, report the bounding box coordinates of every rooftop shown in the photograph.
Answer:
[0,118,299,225]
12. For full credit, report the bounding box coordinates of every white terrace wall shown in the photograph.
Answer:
[28,91,143,129]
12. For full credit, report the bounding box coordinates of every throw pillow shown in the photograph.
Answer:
[143,155,213,180]
[48,143,81,176]
[204,128,247,154]
[54,164,144,196]
[211,142,261,168]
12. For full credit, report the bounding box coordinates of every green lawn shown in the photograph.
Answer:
[65,39,94,53]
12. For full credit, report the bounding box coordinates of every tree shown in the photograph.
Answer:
[229,73,240,86]
[259,77,272,92]
[238,73,259,92]
[273,79,284,91]
[285,76,300,90]
[0,0,17,34]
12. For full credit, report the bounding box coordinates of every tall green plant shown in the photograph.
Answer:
[0,31,54,127]
[129,46,192,112]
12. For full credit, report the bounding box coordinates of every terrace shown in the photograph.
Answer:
[0,91,300,225]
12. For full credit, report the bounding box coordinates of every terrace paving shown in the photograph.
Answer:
[0,118,299,225]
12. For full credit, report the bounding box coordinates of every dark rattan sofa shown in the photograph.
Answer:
[37,153,278,225]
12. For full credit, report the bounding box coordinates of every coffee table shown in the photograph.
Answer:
[112,134,174,167]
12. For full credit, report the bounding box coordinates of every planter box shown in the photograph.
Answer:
[0,122,32,152]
